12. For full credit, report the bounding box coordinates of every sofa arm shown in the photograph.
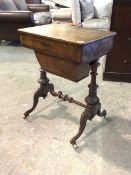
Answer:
[0,11,33,23]
[27,4,50,12]
[52,12,72,20]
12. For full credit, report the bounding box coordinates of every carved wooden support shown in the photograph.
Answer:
[24,68,54,119]
[70,61,106,146]
[51,91,87,108]
[24,69,88,119]
[24,63,106,146]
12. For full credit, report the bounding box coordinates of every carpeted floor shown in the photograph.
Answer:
[0,45,131,175]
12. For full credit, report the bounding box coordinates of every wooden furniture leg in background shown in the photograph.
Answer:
[70,61,106,146]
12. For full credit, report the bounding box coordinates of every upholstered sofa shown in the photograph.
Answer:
[75,0,113,30]
[0,0,50,41]
[51,0,113,31]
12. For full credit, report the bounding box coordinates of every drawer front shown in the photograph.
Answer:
[112,33,131,51]
[106,51,131,73]
[20,33,81,63]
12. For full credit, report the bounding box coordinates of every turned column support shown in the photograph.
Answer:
[70,61,106,146]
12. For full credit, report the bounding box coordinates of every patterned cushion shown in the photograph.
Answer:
[79,0,94,22]
[12,0,28,10]
[0,0,17,10]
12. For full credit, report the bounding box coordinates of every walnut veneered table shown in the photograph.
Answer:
[18,24,115,146]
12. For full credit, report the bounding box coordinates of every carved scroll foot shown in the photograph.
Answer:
[24,88,47,119]
[97,109,107,118]
[24,68,54,119]
[70,108,92,146]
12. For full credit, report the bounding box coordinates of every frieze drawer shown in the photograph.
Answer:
[20,33,81,62]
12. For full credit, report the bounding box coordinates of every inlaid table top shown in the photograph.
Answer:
[19,23,115,46]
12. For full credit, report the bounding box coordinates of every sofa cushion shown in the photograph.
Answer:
[79,0,94,22]
[33,12,51,25]
[93,0,113,18]
[0,0,18,10]
[12,0,28,10]
[82,17,110,30]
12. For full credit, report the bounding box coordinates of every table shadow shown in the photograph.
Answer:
[76,116,131,173]
[25,102,131,173]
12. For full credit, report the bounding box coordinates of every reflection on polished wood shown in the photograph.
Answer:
[19,24,115,146]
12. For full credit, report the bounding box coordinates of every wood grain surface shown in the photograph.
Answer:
[18,23,115,45]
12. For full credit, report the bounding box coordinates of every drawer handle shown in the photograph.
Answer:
[124,60,131,64]
[127,37,131,41]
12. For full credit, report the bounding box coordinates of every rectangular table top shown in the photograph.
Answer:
[18,23,115,46]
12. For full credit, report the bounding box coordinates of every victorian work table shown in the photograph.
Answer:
[18,24,115,146]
